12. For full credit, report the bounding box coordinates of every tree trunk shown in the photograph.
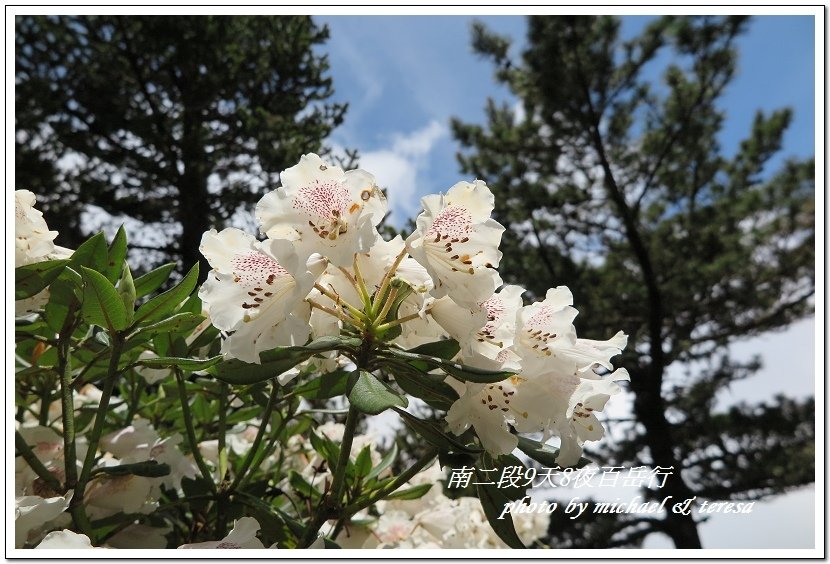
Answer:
[178,105,212,283]
[629,367,703,548]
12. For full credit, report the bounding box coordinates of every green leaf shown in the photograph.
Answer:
[79,266,129,332]
[209,336,360,386]
[516,436,592,469]
[308,431,340,471]
[354,445,373,479]
[393,407,481,455]
[137,354,223,371]
[366,442,398,481]
[15,259,69,300]
[133,263,198,326]
[118,262,136,325]
[348,370,408,415]
[381,348,513,384]
[294,369,350,400]
[68,232,108,271]
[133,263,176,298]
[44,270,83,333]
[407,339,461,360]
[187,324,220,354]
[103,225,128,283]
[289,470,322,499]
[130,312,205,341]
[384,359,459,411]
[385,483,433,501]
[472,452,528,548]
[94,460,171,478]
[476,477,526,549]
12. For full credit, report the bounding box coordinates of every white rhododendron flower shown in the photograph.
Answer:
[15,190,61,315]
[101,418,197,490]
[556,368,630,466]
[514,286,628,378]
[444,378,519,455]
[15,493,73,548]
[256,153,388,267]
[406,180,504,308]
[34,530,99,549]
[199,227,323,363]
[431,284,525,370]
[15,189,57,267]
[178,517,265,549]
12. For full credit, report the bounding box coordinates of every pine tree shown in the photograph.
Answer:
[16,15,350,276]
[452,15,814,548]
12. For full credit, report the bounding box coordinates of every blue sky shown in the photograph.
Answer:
[318,15,815,225]
[317,14,817,550]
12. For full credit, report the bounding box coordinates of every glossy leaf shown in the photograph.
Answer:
[137,354,223,371]
[384,359,458,411]
[366,442,398,481]
[79,266,129,332]
[209,336,360,386]
[133,263,198,326]
[15,259,69,300]
[133,262,176,298]
[385,483,433,501]
[118,262,136,325]
[476,477,526,549]
[68,232,108,271]
[294,369,350,400]
[407,339,461,360]
[130,312,205,341]
[394,407,481,455]
[103,225,127,283]
[348,370,408,415]
[94,460,171,478]
[382,347,513,384]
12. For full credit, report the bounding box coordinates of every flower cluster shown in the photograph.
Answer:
[200,153,628,465]
[14,154,628,551]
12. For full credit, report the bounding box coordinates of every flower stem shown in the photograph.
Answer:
[299,405,360,548]
[75,337,123,487]
[340,445,439,521]
[15,430,63,492]
[229,381,279,492]
[56,319,78,494]
[175,369,218,494]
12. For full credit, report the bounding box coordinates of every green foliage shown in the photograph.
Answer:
[209,336,360,385]
[15,259,69,300]
[347,370,408,415]
[475,453,528,549]
[133,263,199,325]
[79,266,130,332]
[452,15,815,548]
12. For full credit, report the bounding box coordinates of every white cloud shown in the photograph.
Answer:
[359,120,448,225]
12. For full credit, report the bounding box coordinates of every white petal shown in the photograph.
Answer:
[35,530,96,549]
